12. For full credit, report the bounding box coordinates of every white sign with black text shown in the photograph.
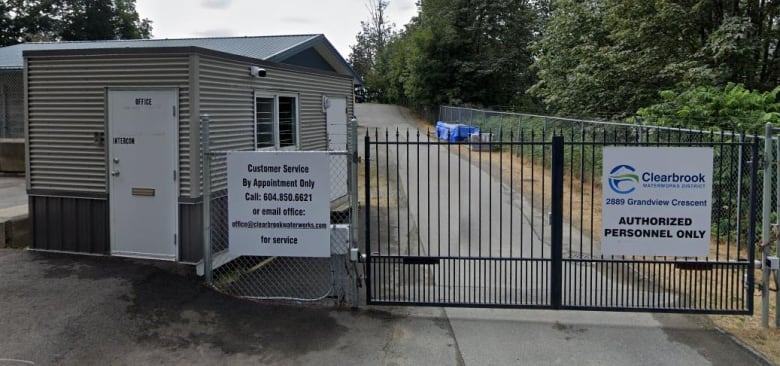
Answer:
[602,147,713,257]
[227,151,331,257]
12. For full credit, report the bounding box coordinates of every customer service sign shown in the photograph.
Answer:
[602,147,713,257]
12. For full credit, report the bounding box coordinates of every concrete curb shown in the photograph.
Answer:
[0,204,29,249]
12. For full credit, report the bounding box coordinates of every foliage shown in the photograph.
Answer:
[351,0,545,111]
[635,83,780,133]
[0,0,151,46]
[348,0,396,88]
[530,0,780,119]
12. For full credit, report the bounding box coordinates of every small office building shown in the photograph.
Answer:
[0,35,358,262]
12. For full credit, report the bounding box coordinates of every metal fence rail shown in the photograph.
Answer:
[365,127,757,313]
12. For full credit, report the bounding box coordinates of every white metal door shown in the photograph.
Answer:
[108,89,178,260]
[326,97,348,201]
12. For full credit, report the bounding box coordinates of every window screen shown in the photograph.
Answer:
[256,97,274,148]
[278,96,297,148]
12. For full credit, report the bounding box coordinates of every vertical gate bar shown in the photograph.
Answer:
[426,131,431,303]
[500,131,505,303]
[374,129,380,301]
[416,130,421,303]
[437,130,441,302]
[395,130,400,302]
[364,131,372,304]
[551,135,564,309]
[406,129,411,303]
[479,132,484,304]
[762,124,772,324]
[350,117,359,307]
[569,129,574,254]
[447,135,451,302]
[542,129,546,258]
[749,136,759,314]
[458,134,463,303]
[200,114,212,285]
[385,129,391,301]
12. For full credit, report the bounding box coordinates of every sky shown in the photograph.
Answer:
[135,0,418,60]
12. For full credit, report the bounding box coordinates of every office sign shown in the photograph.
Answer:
[602,147,713,257]
[228,151,330,257]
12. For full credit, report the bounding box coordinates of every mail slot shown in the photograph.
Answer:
[131,187,155,197]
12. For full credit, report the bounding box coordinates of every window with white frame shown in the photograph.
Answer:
[254,92,299,150]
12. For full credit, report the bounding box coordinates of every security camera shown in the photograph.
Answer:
[249,66,267,78]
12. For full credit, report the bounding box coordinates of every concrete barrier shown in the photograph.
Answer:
[0,138,24,173]
[0,205,28,249]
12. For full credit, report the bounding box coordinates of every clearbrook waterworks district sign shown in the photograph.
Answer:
[602,147,714,257]
[227,151,330,257]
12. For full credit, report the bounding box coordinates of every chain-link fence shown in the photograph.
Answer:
[0,70,24,138]
[201,116,359,306]
[438,106,777,232]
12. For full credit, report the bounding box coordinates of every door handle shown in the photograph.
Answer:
[111,170,120,177]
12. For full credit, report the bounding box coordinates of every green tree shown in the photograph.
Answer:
[636,83,780,133]
[60,0,151,40]
[348,0,396,96]
[531,0,780,119]
[365,0,543,110]
[0,0,152,46]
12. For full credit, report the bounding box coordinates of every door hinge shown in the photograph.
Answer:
[173,169,177,181]
[173,106,177,117]
[174,234,177,247]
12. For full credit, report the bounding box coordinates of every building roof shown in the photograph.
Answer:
[0,34,362,84]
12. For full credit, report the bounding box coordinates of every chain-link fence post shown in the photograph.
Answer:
[776,135,780,328]
[201,114,213,285]
[762,122,772,328]
[350,117,360,308]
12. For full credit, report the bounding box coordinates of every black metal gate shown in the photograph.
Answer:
[363,128,757,314]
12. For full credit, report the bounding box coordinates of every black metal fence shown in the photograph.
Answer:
[364,127,757,313]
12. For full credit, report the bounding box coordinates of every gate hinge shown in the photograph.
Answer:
[173,106,177,117]
[174,169,177,181]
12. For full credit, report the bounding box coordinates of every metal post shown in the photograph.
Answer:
[749,137,759,316]
[551,135,564,308]
[736,134,744,251]
[776,136,780,327]
[364,132,372,304]
[201,114,213,285]
[349,117,360,308]
[762,123,772,327]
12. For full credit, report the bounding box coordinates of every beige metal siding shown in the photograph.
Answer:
[198,55,353,190]
[26,54,191,195]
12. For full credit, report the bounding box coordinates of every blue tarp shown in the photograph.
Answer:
[435,121,479,142]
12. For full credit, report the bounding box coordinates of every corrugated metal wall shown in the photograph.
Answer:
[26,54,192,195]
[198,55,353,192]
[200,55,353,149]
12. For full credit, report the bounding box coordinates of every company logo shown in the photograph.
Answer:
[608,165,639,194]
